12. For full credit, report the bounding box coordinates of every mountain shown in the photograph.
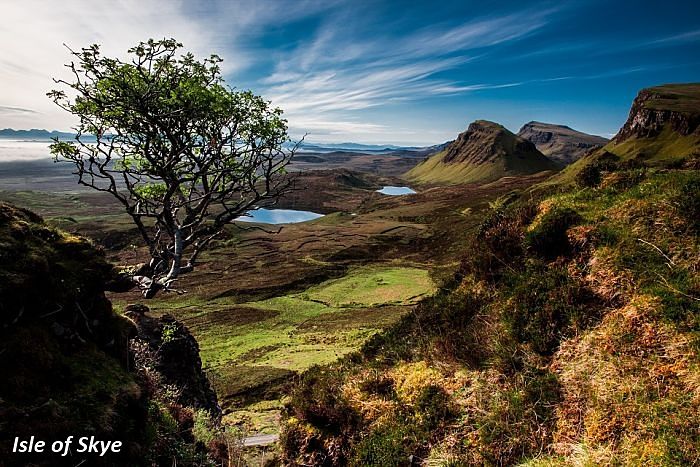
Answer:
[0,128,74,140]
[304,142,410,151]
[282,84,700,466]
[555,83,700,184]
[606,83,700,160]
[295,142,422,153]
[517,121,608,165]
[406,120,558,184]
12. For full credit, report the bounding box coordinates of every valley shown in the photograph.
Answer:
[0,144,551,441]
[2,82,697,466]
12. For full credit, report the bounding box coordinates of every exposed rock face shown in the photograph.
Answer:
[0,202,221,464]
[0,203,147,465]
[518,121,608,165]
[613,84,700,143]
[442,120,547,165]
[126,304,221,417]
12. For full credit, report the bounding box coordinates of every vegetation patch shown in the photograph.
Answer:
[282,166,700,465]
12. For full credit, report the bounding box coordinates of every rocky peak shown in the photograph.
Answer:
[518,121,608,165]
[614,84,700,143]
[443,120,544,165]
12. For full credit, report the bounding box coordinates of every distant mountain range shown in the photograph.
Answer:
[296,141,423,153]
[0,128,75,140]
[1,130,426,153]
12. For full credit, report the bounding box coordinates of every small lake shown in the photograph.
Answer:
[376,186,416,195]
[235,208,324,224]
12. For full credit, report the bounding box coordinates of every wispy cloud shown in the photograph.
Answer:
[259,7,558,140]
[642,29,700,46]
[0,0,338,130]
[0,105,39,115]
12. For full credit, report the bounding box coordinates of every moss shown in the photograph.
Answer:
[351,424,415,466]
[525,207,582,259]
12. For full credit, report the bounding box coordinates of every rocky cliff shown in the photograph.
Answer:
[613,83,700,142]
[518,121,608,165]
[126,304,221,417]
[406,120,558,184]
[0,203,224,466]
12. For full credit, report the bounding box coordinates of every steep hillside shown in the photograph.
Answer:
[518,121,608,165]
[282,158,700,467]
[406,120,558,185]
[556,83,700,185]
[0,203,231,466]
[607,83,700,161]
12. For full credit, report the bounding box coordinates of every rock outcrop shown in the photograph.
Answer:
[0,202,222,465]
[613,84,700,142]
[518,121,608,165]
[406,120,558,184]
[0,203,147,465]
[126,304,221,417]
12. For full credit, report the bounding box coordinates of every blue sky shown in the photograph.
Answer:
[1,0,699,145]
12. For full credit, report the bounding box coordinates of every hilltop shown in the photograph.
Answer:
[555,83,700,185]
[406,120,558,185]
[517,121,608,165]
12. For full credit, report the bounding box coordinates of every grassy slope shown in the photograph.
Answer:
[115,265,436,434]
[406,149,510,184]
[555,127,700,185]
[281,163,700,466]
[642,83,700,113]
[553,83,700,186]
[404,141,556,184]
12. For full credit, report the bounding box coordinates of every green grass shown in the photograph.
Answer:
[604,126,700,162]
[642,83,700,113]
[196,266,435,368]
[406,150,507,185]
[304,266,434,307]
[129,265,435,434]
[549,124,700,187]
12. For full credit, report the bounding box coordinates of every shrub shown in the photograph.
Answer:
[415,385,453,431]
[674,176,700,232]
[287,367,361,435]
[577,163,602,188]
[460,201,537,281]
[525,207,582,259]
[351,424,415,467]
[504,265,599,355]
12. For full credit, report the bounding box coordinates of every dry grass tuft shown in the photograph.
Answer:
[552,295,700,464]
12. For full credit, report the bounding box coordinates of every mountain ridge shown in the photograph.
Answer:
[0,128,75,140]
[517,121,608,165]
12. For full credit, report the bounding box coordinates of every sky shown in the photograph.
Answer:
[1,0,699,145]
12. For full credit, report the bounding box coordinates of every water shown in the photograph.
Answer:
[0,140,53,161]
[235,208,324,224]
[376,186,416,195]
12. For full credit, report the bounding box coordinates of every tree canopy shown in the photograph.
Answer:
[49,38,297,297]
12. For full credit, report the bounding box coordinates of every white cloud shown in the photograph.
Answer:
[0,1,558,143]
[0,0,219,130]
[259,8,556,142]
[0,0,336,130]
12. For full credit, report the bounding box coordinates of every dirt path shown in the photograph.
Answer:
[243,433,279,447]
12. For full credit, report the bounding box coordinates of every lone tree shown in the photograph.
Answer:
[49,39,297,297]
